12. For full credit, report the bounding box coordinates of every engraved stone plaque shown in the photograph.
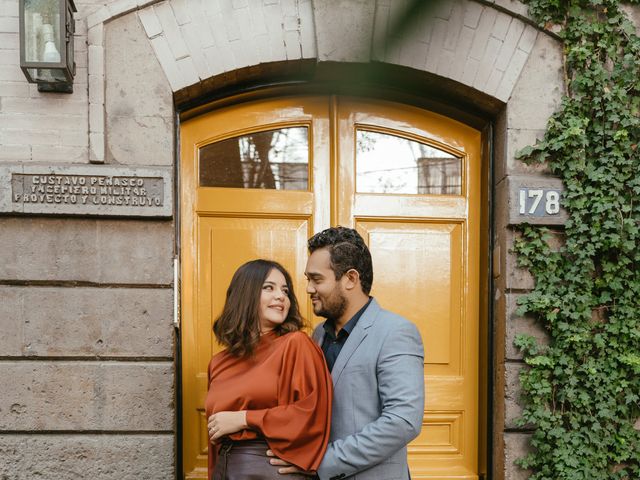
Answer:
[1,164,172,217]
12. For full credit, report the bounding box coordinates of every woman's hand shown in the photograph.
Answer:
[207,411,248,442]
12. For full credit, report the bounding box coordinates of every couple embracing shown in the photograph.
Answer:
[205,227,425,480]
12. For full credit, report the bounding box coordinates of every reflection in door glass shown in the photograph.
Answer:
[199,127,308,190]
[356,130,462,195]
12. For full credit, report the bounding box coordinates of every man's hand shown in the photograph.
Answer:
[207,411,247,442]
[266,450,316,476]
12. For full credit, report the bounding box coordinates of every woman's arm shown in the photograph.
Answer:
[238,332,332,472]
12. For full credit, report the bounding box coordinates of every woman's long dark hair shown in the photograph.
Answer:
[213,259,305,357]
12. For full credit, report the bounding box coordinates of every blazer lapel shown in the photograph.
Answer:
[330,299,380,387]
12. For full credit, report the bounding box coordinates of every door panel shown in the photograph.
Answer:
[196,189,314,215]
[180,96,483,480]
[353,195,467,218]
[356,221,463,374]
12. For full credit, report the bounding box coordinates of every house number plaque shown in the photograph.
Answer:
[518,188,562,216]
[500,176,568,226]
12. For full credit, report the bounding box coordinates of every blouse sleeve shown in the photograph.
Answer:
[245,332,332,471]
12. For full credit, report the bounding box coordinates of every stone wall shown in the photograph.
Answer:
[0,217,176,479]
[6,0,631,478]
[492,28,563,479]
[0,0,176,476]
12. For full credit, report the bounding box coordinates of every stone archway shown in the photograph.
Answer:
[89,0,556,164]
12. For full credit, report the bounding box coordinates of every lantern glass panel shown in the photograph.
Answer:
[27,67,67,83]
[23,0,62,65]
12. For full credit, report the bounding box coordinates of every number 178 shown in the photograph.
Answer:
[519,189,560,215]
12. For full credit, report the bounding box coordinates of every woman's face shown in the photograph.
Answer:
[258,268,291,333]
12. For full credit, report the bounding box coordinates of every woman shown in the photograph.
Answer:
[205,259,332,480]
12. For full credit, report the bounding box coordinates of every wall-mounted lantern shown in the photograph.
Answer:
[19,0,76,93]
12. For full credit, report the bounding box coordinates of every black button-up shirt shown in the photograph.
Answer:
[321,298,372,372]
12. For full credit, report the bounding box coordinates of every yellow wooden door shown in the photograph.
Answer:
[180,96,482,480]
[335,98,481,479]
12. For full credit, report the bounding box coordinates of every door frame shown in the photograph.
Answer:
[174,85,494,480]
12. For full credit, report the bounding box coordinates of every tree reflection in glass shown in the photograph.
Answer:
[356,130,462,195]
[199,127,309,191]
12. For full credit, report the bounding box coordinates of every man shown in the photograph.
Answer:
[270,226,425,479]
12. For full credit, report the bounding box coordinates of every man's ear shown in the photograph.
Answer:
[342,269,361,291]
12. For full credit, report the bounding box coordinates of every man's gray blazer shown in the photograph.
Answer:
[312,298,425,480]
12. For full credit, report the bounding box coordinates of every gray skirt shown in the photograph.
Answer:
[213,439,310,480]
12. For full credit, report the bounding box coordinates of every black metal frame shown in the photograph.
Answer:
[19,0,76,92]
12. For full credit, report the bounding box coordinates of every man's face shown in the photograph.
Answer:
[304,248,347,320]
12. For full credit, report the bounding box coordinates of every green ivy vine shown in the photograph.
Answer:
[513,0,640,479]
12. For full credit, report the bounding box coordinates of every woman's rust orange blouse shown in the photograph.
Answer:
[205,330,332,478]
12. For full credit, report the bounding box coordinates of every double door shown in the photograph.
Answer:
[180,96,483,479]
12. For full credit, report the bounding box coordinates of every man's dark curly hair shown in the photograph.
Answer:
[308,226,373,294]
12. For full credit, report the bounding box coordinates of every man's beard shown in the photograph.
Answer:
[315,288,348,320]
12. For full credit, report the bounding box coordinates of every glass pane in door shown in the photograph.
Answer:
[199,127,309,190]
[356,130,462,195]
